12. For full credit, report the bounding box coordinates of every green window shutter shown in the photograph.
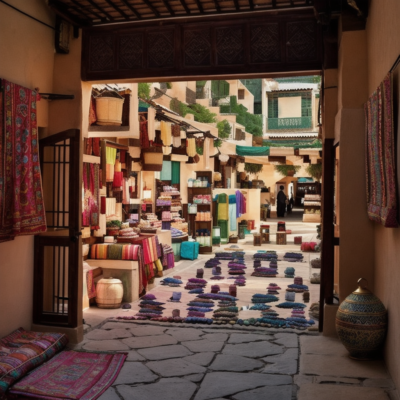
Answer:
[171,161,180,185]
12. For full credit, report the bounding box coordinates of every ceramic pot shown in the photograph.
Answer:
[96,278,123,309]
[336,278,387,360]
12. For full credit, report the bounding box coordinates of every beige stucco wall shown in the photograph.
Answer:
[366,0,400,390]
[0,0,55,338]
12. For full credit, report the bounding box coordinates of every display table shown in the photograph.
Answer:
[85,259,139,302]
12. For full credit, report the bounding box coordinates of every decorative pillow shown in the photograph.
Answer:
[0,328,68,395]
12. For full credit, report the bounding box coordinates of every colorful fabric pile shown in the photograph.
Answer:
[161,244,174,269]
[286,284,309,293]
[267,283,280,295]
[276,302,307,309]
[284,267,295,278]
[160,277,182,287]
[136,294,166,319]
[184,278,208,290]
[251,294,279,303]
[284,252,304,262]
[251,267,277,278]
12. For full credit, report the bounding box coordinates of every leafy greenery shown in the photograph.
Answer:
[170,100,217,123]
[138,83,151,100]
[214,139,222,148]
[220,96,263,136]
[106,220,122,228]
[166,82,172,89]
[196,80,207,88]
[244,163,263,175]
[217,119,231,139]
[306,163,322,181]
[274,165,301,177]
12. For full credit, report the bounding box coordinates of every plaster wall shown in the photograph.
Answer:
[0,0,55,338]
[366,0,400,390]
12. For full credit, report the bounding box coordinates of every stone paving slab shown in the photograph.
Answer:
[98,387,120,400]
[85,329,132,340]
[273,333,299,348]
[262,348,299,375]
[122,350,146,361]
[300,335,347,355]
[300,354,390,379]
[116,378,197,400]
[129,325,167,336]
[222,341,284,358]
[146,358,207,377]
[166,328,204,342]
[228,333,274,343]
[137,344,193,360]
[182,352,216,366]
[202,333,229,342]
[182,339,225,353]
[209,354,264,372]
[101,322,133,330]
[82,340,129,351]
[297,383,391,400]
[113,362,158,385]
[184,373,205,382]
[194,372,293,400]
[121,334,177,349]
[231,384,293,400]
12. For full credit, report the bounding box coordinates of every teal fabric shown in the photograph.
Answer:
[236,145,270,156]
[171,161,180,184]
[160,161,172,181]
[229,204,237,231]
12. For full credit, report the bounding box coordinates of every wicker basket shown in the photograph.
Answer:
[95,93,124,126]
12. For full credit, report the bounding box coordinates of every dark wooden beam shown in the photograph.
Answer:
[70,0,104,21]
[104,0,130,19]
[272,0,277,8]
[178,0,191,14]
[86,0,115,20]
[319,138,335,333]
[248,0,254,10]
[233,0,240,11]
[141,0,161,17]
[159,0,175,15]
[120,0,142,19]
[210,0,221,12]
[193,0,204,13]
[48,0,89,26]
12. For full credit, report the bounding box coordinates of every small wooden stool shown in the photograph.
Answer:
[276,231,287,245]
[253,233,262,246]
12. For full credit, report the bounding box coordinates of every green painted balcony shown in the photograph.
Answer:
[267,117,312,130]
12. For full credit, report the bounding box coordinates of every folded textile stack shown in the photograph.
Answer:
[276,302,307,309]
[117,227,140,242]
[286,284,309,293]
[162,244,175,269]
[229,284,237,297]
[303,291,310,302]
[267,283,280,295]
[213,305,239,324]
[284,267,295,278]
[285,291,296,301]
[215,252,234,260]
[228,261,247,276]
[291,308,306,319]
[284,252,304,262]
[249,303,271,311]
[210,265,224,280]
[170,227,186,238]
[186,298,215,321]
[294,277,303,285]
[136,294,165,320]
[204,258,220,268]
[251,294,279,303]
[311,258,321,268]
[160,277,182,287]
[251,267,277,278]
[189,288,204,294]
[211,285,220,294]
[184,278,208,291]
[285,316,315,329]
[196,268,204,278]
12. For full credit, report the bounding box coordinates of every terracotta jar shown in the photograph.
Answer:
[336,278,387,360]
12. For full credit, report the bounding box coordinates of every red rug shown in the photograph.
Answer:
[9,350,126,400]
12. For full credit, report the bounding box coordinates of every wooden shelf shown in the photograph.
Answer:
[303,214,321,223]
[199,245,212,253]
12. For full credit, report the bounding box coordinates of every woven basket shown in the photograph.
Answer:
[142,147,163,171]
[95,96,125,126]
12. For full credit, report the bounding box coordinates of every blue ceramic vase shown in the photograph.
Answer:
[336,278,387,360]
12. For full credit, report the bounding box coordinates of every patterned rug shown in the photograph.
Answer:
[0,79,47,242]
[365,72,398,227]
[9,350,126,400]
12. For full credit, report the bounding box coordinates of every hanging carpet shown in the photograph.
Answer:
[0,79,46,242]
[365,72,398,227]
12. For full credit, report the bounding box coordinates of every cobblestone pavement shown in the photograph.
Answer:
[70,321,397,400]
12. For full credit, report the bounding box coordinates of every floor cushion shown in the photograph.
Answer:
[180,241,200,260]
[0,328,68,395]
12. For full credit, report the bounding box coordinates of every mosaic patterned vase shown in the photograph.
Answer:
[336,278,387,360]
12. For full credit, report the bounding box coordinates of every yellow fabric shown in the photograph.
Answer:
[161,121,172,146]
[187,138,196,157]
[155,259,163,272]
[106,147,117,164]
[218,202,229,220]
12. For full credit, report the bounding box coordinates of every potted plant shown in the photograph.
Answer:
[244,163,263,175]
[306,163,323,182]
[274,165,301,177]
